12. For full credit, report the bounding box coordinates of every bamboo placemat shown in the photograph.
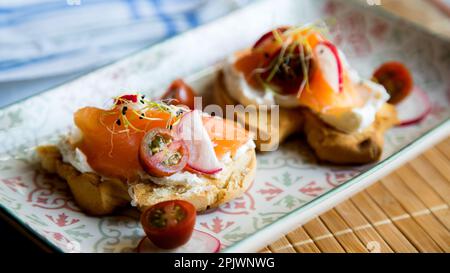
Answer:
[260,137,450,253]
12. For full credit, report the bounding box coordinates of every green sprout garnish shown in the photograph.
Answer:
[105,94,186,135]
[272,28,284,45]
[250,22,328,96]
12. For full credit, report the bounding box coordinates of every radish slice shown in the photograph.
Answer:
[176,110,223,174]
[396,87,432,127]
[186,164,223,175]
[252,27,289,49]
[137,230,221,253]
[314,41,344,93]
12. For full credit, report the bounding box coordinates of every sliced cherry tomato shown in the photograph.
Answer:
[373,62,413,104]
[161,79,196,109]
[139,128,189,177]
[140,200,196,249]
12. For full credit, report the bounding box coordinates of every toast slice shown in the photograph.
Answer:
[36,145,256,215]
[303,103,397,164]
[132,149,256,212]
[214,70,303,151]
[214,68,398,164]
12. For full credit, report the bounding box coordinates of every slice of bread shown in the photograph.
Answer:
[214,68,398,164]
[37,146,131,215]
[214,70,303,151]
[303,103,398,164]
[132,149,256,212]
[36,146,256,215]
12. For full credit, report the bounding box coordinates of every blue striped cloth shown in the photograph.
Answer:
[0,0,250,82]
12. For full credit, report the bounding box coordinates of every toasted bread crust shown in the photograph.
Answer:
[132,149,256,211]
[36,146,256,215]
[37,146,131,215]
[214,68,398,164]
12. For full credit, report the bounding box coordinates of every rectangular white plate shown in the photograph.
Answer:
[0,0,449,253]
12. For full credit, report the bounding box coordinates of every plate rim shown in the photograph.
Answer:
[0,204,62,253]
[348,0,450,43]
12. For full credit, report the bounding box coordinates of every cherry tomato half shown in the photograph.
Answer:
[161,79,196,109]
[373,62,413,104]
[139,128,189,177]
[140,200,196,249]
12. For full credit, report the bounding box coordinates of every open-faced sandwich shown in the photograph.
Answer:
[37,80,256,216]
[214,24,406,164]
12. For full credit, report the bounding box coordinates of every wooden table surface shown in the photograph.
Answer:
[261,0,450,253]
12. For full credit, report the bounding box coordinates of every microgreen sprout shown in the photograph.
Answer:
[106,93,186,135]
[250,22,327,96]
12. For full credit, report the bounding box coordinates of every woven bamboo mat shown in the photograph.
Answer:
[260,137,450,253]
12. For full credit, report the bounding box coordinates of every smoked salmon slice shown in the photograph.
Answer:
[74,106,172,180]
[202,116,250,159]
[73,105,250,181]
[233,27,364,113]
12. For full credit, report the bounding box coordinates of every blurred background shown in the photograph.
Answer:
[0,0,252,107]
[0,0,449,108]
